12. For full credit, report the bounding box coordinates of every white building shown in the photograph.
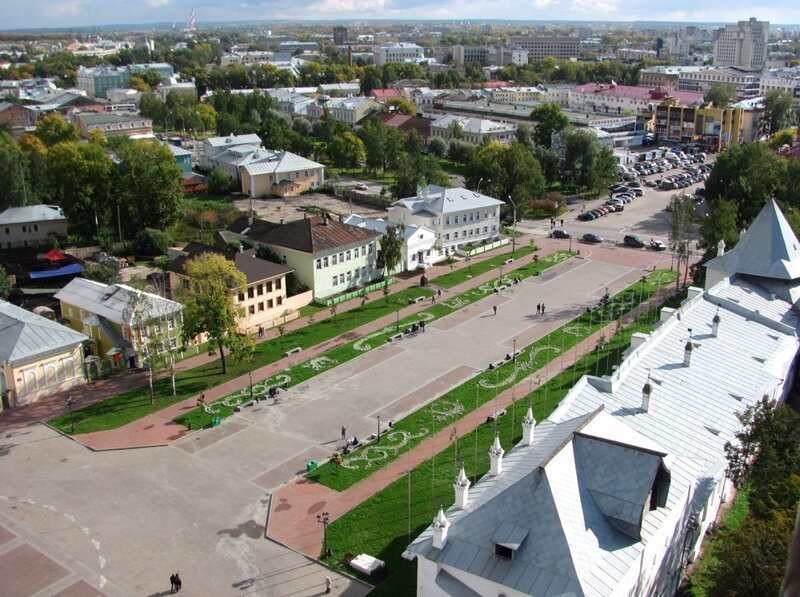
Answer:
[760,69,800,103]
[405,199,800,597]
[344,214,442,271]
[325,96,381,126]
[199,133,263,173]
[374,42,425,66]
[220,51,275,66]
[714,18,769,70]
[430,114,516,145]
[388,185,503,256]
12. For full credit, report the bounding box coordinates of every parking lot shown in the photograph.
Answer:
[521,153,712,248]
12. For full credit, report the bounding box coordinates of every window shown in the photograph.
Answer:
[277,296,283,305]
[469,213,474,221]
[361,266,367,277]
[248,287,255,299]
[346,271,352,281]
[267,298,274,308]
[169,338,177,350]
[346,250,351,261]
[339,252,344,263]
[484,226,488,233]
[4,227,8,234]
[258,302,264,311]
[154,322,162,334]
[323,257,329,267]
[332,276,338,287]
[266,281,273,292]
[276,279,281,290]
[454,215,459,224]
[21,226,27,233]
[339,273,345,284]
[33,224,38,232]
[445,233,450,240]
[332,254,338,265]
[248,305,255,315]
[369,244,374,254]
[445,217,450,225]
[361,246,366,257]
[182,278,190,290]
[454,231,459,239]
[257,284,264,296]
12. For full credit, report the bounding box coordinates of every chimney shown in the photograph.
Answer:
[431,507,450,550]
[453,466,470,509]
[630,332,649,351]
[321,212,328,225]
[522,406,536,446]
[489,435,504,476]
[684,329,694,367]
[641,372,652,413]
[717,239,726,257]
[711,309,721,338]
[238,243,243,254]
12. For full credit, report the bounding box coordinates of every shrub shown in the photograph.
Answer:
[207,168,232,196]
[134,228,173,257]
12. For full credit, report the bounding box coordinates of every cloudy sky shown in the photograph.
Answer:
[0,0,797,30]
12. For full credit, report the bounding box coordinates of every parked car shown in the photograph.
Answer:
[355,183,369,190]
[608,203,624,212]
[628,181,641,188]
[650,240,667,251]
[582,233,603,244]
[623,234,646,248]
[552,229,571,239]
[632,188,644,197]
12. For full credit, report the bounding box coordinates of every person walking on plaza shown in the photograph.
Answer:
[493,305,498,316]
[170,574,177,593]
[341,425,346,440]
[536,303,541,315]
[437,288,442,299]
[541,303,546,314]
[325,575,332,594]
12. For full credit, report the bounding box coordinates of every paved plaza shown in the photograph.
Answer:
[0,240,674,595]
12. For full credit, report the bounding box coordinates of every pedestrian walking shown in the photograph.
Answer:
[437,288,442,299]
[493,305,498,316]
[341,425,346,440]
[174,573,181,592]
[170,574,177,593]
[541,303,546,314]
[431,296,436,304]
[536,303,541,315]
[560,218,564,227]
[325,575,332,594]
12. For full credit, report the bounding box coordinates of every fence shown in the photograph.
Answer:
[333,186,393,209]
[315,278,394,307]
[456,238,509,258]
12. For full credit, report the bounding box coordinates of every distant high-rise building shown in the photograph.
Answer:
[714,17,769,69]
[333,26,348,45]
[508,36,579,61]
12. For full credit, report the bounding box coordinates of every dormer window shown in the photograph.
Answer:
[494,544,513,559]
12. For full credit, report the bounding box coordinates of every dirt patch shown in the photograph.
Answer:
[232,193,388,224]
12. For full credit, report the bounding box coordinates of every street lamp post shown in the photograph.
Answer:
[65,397,76,433]
[377,415,381,443]
[477,178,491,194]
[249,371,254,402]
[316,511,331,558]
[513,338,517,363]
[507,195,517,255]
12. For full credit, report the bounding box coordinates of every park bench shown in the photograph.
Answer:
[486,408,507,424]
[408,296,424,304]
[283,347,302,356]
[387,333,403,342]
[504,258,514,265]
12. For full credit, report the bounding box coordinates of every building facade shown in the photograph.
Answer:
[240,151,325,198]
[654,102,744,150]
[508,36,580,61]
[325,96,381,126]
[343,214,443,272]
[569,83,705,116]
[714,18,769,69]
[373,42,425,66]
[74,112,153,139]
[388,185,503,255]
[430,114,516,145]
[76,63,173,98]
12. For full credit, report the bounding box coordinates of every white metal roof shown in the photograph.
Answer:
[0,299,88,365]
[241,151,324,176]
[0,205,66,225]
[204,133,262,148]
[393,185,504,216]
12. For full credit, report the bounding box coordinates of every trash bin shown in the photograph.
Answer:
[306,460,318,472]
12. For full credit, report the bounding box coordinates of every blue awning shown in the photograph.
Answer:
[29,263,85,279]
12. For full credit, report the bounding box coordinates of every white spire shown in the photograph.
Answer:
[712,308,721,338]
[684,329,694,367]
[432,507,450,550]
[454,466,471,509]
[489,435,505,476]
[522,406,536,446]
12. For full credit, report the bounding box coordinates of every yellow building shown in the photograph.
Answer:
[653,102,744,150]
[0,300,88,409]
[240,151,325,198]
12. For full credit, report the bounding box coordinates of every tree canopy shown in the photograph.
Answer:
[704,83,735,108]
[529,103,569,148]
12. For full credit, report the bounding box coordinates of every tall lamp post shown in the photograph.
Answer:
[316,511,331,558]
[249,371,254,402]
[507,195,517,255]
[377,415,381,443]
[65,397,76,433]
[477,178,491,194]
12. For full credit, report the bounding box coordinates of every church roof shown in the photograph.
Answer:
[705,199,800,281]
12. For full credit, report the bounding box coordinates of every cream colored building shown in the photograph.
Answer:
[325,96,381,126]
[0,300,88,409]
[491,87,543,104]
[0,204,69,249]
[241,151,325,198]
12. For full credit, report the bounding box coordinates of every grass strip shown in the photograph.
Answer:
[307,269,676,491]
[322,317,665,594]
[430,246,535,289]
[174,251,574,430]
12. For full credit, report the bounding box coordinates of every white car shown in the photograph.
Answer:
[355,183,369,190]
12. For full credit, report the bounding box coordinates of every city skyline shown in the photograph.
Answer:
[0,0,798,32]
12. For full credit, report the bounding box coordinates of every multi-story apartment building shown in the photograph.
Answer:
[333,27,348,45]
[373,42,425,66]
[616,48,658,61]
[388,185,503,256]
[74,112,153,139]
[430,114,516,145]
[569,83,704,116]
[714,17,769,70]
[654,102,744,150]
[491,87,544,104]
[0,205,68,249]
[452,45,492,65]
[508,36,580,61]
[220,51,274,66]
[76,63,173,98]
[279,41,319,54]
[760,69,800,103]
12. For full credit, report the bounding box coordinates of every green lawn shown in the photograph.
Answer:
[435,158,465,176]
[429,246,538,289]
[49,286,433,435]
[307,269,676,491]
[175,251,574,430]
[329,167,395,186]
[321,318,663,594]
[684,486,751,596]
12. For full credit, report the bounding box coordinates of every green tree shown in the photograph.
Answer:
[133,228,173,257]
[0,264,11,300]
[377,225,403,276]
[386,98,416,115]
[530,103,569,148]
[465,142,545,207]
[34,114,78,147]
[763,90,796,137]
[326,131,365,168]
[768,128,797,150]
[697,198,739,282]
[704,83,735,107]
[128,75,150,92]
[115,140,184,235]
[83,263,121,285]
[46,141,116,240]
[181,252,251,375]
[427,136,447,158]
[207,168,232,195]
[668,193,696,290]
[562,129,617,193]
[0,132,29,209]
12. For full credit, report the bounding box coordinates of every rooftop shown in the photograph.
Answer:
[392,185,504,216]
[0,204,66,225]
[0,299,88,365]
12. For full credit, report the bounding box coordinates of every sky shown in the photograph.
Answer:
[0,0,798,31]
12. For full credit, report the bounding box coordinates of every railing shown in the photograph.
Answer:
[315,278,394,307]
